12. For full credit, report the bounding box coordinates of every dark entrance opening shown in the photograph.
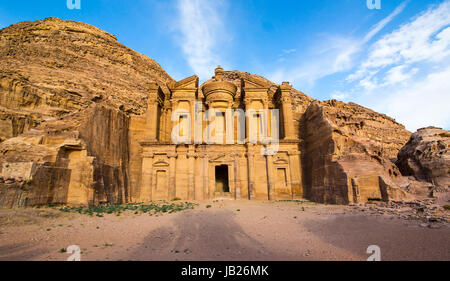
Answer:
[215,165,229,193]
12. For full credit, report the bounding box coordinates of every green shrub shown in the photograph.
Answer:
[57,201,198,217]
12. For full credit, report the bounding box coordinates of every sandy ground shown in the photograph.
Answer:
[0,200,449,261]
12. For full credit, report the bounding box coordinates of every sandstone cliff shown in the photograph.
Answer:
[301,100,411,204]
[0,17,174,207]
[396,127,449,189]
[0,17,173,138]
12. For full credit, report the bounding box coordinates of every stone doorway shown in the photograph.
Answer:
[215,165,230,193]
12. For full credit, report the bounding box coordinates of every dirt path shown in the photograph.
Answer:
[0,201,449,261]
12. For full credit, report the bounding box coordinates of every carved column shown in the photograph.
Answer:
[195,154,204,200]
[247,146,256,199]
[146,97,159,142]
[140,153,154,202]
[189,100,195,144]
[244,98,251,143]
[288,151,302,199]
[187,150,196,200]
[168,153,177,199]
[165,101,172,143]
[234,153,241,199]
[159,108,168,142]
[203,154,209,199]
[280,82,295,140]
[266,153,275,200]
[262,99,269,140]
[209,161,215,199]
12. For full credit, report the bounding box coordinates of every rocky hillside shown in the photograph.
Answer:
[301,100,411,204]
[0,17,174,141]
[0,17,174,207]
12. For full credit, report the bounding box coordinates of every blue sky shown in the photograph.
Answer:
[0,0,449,131]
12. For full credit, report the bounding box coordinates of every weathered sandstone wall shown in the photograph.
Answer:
[0,17,174,207]
[301,100,411,204]
[397,127,449,188]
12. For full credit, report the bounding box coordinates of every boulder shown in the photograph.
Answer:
[396,127,449,188]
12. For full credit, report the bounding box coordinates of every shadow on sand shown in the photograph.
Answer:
[128,209,277,261]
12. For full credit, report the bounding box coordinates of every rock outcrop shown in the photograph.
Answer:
[396,127,449,189]
[0,17,173,207]
[301,100,411,204]
[0,17,173,139]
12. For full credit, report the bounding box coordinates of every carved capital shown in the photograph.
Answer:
[187,153,197,159]
[167,153,178,159]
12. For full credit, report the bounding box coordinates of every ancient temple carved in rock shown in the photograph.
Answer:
[0,18,431,209]
[134,66,302,201]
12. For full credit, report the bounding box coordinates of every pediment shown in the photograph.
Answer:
[243,77,271,89]
[209,153,232,163]
[244,80,266,89]
[173,75,199,89]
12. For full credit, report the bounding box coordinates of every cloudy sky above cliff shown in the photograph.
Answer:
[0,0,448,131]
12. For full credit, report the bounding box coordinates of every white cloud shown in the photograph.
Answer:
[268,1,406,87]
[349,1,450,84]
[277,49,297,62]
[331,90,349,100]
[175,0,228,80]
[268,37,362,87]
[384,65,418,85]
[362,1,408,43]
[282,49,297,55]
[267,1,449,132]
[346,1,450,131]
[368,66,450,131]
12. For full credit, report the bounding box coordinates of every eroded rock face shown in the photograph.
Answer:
[0,17,173,140]
[396,127,449,188]
[301,100,411,204]
[0,17,173,207]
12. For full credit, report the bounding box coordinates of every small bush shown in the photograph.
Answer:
[417,206,426,213]
[206,205,212,208]
[444,205,450,211]
[57,201,198,217]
